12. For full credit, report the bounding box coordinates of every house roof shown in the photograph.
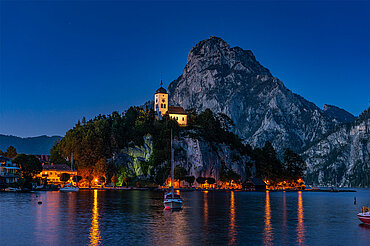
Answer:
[250,177,266,186]
[42,164,73,172]
[168,106,187,115]
[0,156,11,162]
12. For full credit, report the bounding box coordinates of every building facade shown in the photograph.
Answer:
[0,156,20,184]
[36,163,77,185]
[154,78,187,126]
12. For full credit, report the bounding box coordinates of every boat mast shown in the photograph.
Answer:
[171,128,174,198]
[71,152,73,171]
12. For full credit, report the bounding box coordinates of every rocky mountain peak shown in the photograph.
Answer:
[183,36,271,78]
[168,37,338,153]
[323,104,355,123]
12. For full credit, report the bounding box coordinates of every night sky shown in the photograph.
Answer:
[1,1,369,137]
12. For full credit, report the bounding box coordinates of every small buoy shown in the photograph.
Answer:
[38,201,42,205]
[164,206,171,210]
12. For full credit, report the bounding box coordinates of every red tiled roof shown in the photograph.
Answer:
[168,106,187,115]
[42,164,72,171]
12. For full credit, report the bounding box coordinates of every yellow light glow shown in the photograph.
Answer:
[94,179,98,182]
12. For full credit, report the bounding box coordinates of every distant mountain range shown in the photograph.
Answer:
[0,134,62,155]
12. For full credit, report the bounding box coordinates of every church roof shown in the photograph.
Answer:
[155,76,167,94]
[168,106,187,115]
[156,86,167,94]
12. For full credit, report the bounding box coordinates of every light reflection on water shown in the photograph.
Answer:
[0,189,369,245]
[263,190,273,245]
[297,191,305,245]
[89,189,101,246]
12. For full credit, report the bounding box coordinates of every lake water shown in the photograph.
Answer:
[0,189,369,245]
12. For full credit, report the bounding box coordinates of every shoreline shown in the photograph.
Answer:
[76,187,357,192]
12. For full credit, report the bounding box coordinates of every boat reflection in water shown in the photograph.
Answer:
[297,191,305,244]
[264,191,273,245]
[89,190,101,246]
[229,191,236,245]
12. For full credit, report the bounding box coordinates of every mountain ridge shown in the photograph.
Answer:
[0,134,62,155]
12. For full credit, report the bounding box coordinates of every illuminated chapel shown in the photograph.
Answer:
[154,78,187,126]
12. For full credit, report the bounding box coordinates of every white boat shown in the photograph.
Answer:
[357,206,370,225]
[59,153,79,192]
[60,182,79,192]
[163,129,183,209]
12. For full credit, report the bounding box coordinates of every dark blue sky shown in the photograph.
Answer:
[1,1,369,137]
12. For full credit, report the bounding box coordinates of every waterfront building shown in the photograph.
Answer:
[243,178,267,191]
[36,163,77,185]
[0,156,20,184]
[154,78,187,126]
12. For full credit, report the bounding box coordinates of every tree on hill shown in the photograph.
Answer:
[174,166,187,187]
[13,154,42,180]
[283,148,307,180]
[5,146,17,158]
[220,165,241,185]
[60,173,71,184]
[196,176,206,185]
[206,177,216,185]
[184,176,195,187]
[111,175,118,187]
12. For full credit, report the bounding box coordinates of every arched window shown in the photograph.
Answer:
[164,104,166,108]
[161,104,163,108]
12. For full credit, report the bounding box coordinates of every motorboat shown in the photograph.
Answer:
[163,129,183,209]
[4,187,21,192]
[357,206,370,225]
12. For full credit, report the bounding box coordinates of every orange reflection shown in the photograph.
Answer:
[297,191,305,244]
[89,190,100,246]
[263,191,273,245]
[204,191,208,224]
[229,191,236,245]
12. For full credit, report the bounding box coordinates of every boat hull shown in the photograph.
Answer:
[59,187,79,192]
[357,214,370,225]
[164,199,183,209]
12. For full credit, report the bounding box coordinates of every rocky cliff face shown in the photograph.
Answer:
[173,134,252,184]
[323,104,355,123]
[168,37,339,153]
[303,108,369,187]
[112,133,252,184]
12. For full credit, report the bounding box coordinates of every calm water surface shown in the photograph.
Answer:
[0,189,369,245]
